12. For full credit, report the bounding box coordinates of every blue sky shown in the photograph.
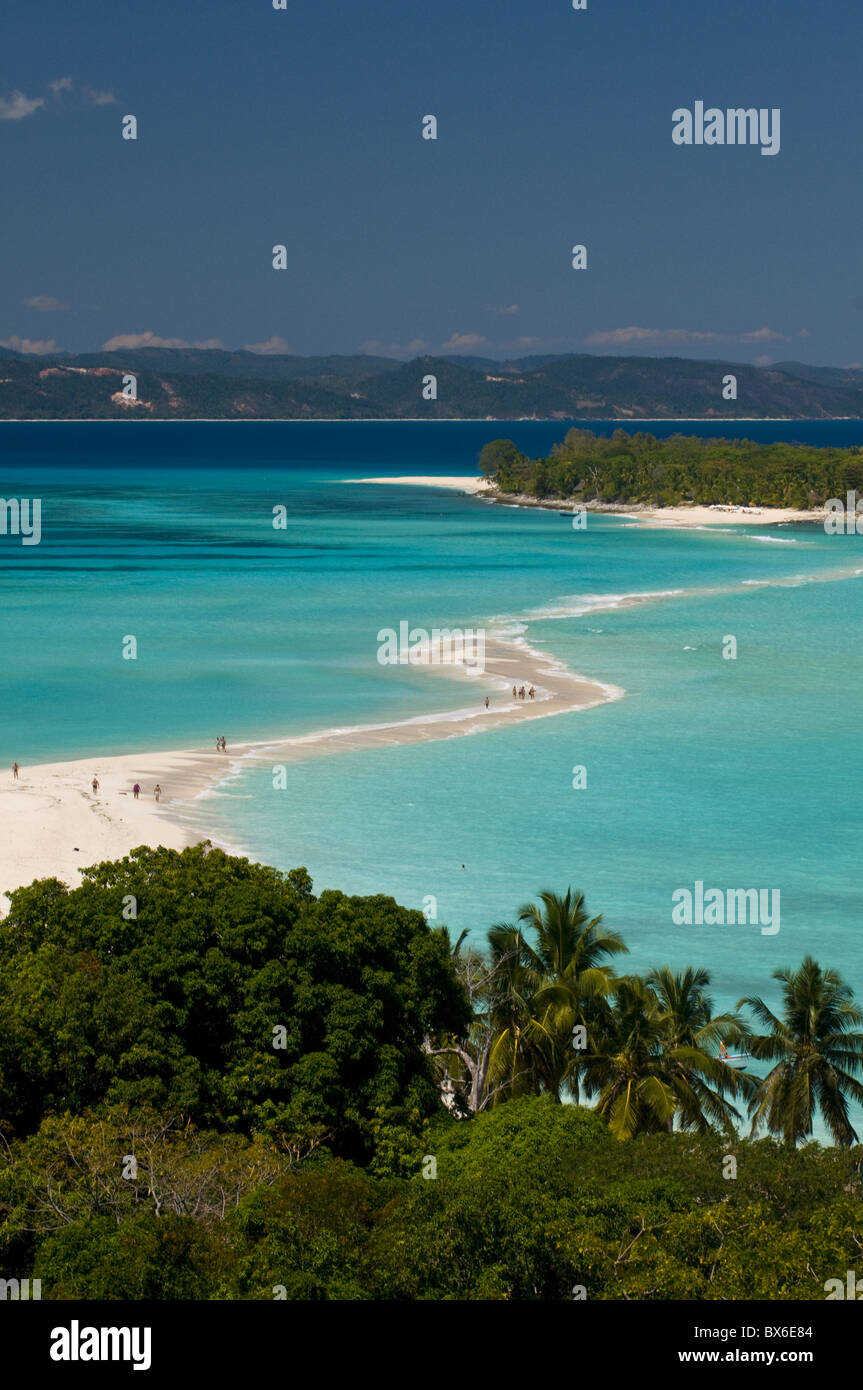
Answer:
[0,0,858,363]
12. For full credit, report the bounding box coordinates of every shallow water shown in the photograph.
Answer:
[3,420,862,1143]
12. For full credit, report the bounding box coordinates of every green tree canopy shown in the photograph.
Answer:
[0,845,471,1158]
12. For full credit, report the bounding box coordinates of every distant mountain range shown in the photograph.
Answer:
[1,346,863,420]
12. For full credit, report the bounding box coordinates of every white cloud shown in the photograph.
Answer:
[0,336,57,354]
[357,338,431,358]
[359,332,489,357]
[2,79,118,121]
[0,90,45,121]
[101,332,225,351]
[243,335,294,355]
[358,332,570,359]
[440,332,489,352]
[487,304,520,316]
[24,295,69,312]
[586,325,790,348]
[586,326,721,347]
[739,326,789,343]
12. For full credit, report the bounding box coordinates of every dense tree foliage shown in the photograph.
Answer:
[2,851,861,1299]
[2,1101,860,1300]
[479,427,863,508]
[0,845,470,1159]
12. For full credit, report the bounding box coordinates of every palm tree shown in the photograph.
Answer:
[581,971,753,1140]
[517,888,627,992]
[579,977,679,1139]
[739,956,863,1147]
[485,923,553,1104]
[487,890,628,1103]
[647,965,754,1133]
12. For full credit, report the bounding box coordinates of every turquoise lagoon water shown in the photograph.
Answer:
[2,421,862,1141]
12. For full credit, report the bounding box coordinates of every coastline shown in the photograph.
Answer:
[1,416,860,424]
[0,634,622,908]
[348,475,827,527]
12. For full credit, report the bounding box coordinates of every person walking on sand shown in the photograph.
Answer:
[154,784,161,803]
[91,776,100,793]
[12,761,18,780]
[528,686,535,700]
[484,696,490,709]
[133,782,140,800]
[512,686,517,699]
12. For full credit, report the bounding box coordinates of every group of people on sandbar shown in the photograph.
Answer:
[91,777,161,802]
[483,685,536,711]
[215,736,228,752]
[12,763,162,803]
[131,782,161,802]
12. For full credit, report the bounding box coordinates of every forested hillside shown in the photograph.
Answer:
[2,348,863,419]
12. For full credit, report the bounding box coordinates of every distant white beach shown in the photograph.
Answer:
[346,475,826,526]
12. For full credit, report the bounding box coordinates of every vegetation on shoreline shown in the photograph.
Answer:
[1,847,861,1299]
[479,429,863,508]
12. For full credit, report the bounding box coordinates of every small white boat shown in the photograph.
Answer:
[721,1052,751,1069]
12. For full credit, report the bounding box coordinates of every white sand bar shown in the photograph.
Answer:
[1,638,621,908]
[0,750,222,911]
[345,478,824,526]
[623,503,825,528]
[344,475,492,493]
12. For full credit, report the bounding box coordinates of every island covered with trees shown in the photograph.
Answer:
[479,429,863,509]
[1,846,861,1300]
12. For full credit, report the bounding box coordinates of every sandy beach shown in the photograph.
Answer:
[607,503,826,527]
[0,750,222,912]
[347,476,825,526]
[346,475,493,494]
[0,636,620,909]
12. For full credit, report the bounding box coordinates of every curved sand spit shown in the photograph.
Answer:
[0,635,621,908]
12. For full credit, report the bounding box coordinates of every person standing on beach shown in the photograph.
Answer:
[12,762,18,780]
[91,776,99,793]
[133,783,140,800]
[215,738,221,752]
[484,696,489,709]
[154,784,161,803]
[512,686,517,699]
[528,686,535,700]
